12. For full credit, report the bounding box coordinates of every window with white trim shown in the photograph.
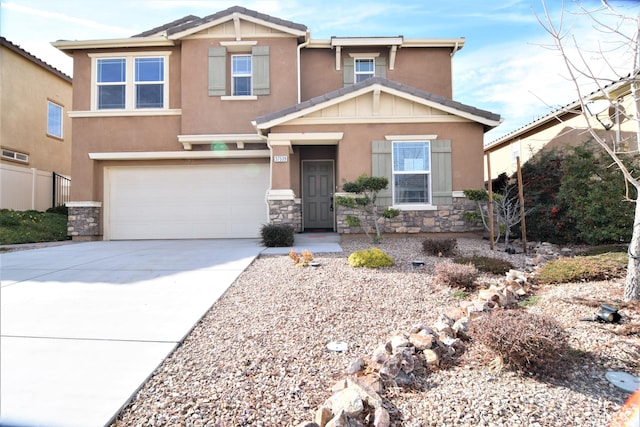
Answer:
[231,54,252,96]
[2,148,29,163]
[47,101,63,138]
[392,141,431,204]
[511,141,521,163]
[93,53,168,110]
[355,58,375,83]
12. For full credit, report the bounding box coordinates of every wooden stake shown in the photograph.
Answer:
[486,153,495,250]
[517,156,527,254]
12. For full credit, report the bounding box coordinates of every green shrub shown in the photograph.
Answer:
[260,224,294,247]
[422,237,457,257]
[46,205,68,215]
[454,255,514,275]
[0,209,68,244]
[434,262,478,290]
[535,252,627,284]
[469,309,569,378]
[557,145,635,245]
[348,247,394,268]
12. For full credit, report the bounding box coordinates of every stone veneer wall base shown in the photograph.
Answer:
[336,197,482,234]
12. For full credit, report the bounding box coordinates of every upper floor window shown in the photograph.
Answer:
[92,52,169,111]
[355,58,375,83]
[392,141,431,205]
[232,55,252,96]
[343,53,386,87]
[208,46,270,98]
[47,101,63,138]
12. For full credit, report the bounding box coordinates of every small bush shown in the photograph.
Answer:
[454,255,514,275]
[348,247,394,268]
[434,262,478,290]
[46,205,68,215]
[260,224,294,247]
[535,252,627,284]
[469,309,569,377]
[422,238,457,257]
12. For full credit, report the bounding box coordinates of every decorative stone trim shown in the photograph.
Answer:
[66,201,101,240]
[268,199,302,232]
[336,196,482,234]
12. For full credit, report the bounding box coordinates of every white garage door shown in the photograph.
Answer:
[106,164,269,240]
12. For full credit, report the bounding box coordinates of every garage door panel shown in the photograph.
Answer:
[107,165,269,240]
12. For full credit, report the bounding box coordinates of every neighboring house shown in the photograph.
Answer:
[485,75,639,181]
[53,6,500,241]
[0,37,72,211]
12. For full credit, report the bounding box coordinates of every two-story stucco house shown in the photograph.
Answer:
[53,6,501,241]
[1,37,72,211]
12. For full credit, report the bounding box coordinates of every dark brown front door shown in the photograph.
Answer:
[303,160,334,230]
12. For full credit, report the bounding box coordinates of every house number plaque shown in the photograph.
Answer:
[274,155,288,163]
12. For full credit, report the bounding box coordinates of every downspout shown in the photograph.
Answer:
[297,31,311,104]
[450,41,461,98]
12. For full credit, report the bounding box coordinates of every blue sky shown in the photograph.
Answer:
[1,0,638,142]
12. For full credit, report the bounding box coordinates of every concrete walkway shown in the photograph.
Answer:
[0,236,342,427]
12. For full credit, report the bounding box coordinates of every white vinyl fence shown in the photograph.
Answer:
[0,162,69,211]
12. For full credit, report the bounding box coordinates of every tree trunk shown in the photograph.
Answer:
[625,194,640,301]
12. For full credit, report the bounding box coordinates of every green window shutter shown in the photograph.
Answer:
[431,140,453,205]
[343,57,354,87]
[372,140,393,206]
[208,47,226,96]
[375,56,387,79]
[252,46,270,95]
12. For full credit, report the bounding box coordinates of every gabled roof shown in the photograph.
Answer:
[53,6,308,52]
[134,5,307,39]
[254,77,501,132]
[485,73,637,151]
[1,37,71,83]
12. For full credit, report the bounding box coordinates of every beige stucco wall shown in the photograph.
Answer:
[0,44,72,176]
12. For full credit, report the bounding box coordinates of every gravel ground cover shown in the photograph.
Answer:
[112,235,640,427]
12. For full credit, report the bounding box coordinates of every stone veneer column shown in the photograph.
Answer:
[267,190,302,232]
[66,201,102,241]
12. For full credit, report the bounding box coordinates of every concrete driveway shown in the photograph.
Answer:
[0,239,265,427]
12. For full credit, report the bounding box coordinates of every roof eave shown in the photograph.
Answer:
[52,36,175,53]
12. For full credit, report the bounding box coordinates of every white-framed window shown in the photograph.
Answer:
[47,101,63,138]
[91,52,169,111]
[355,58,375,83]
[392,141,431,205]
[2,148,29,163]
[231,54,252,96]
[511,141,521,163]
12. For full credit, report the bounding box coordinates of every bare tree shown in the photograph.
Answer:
[538,0,640,301]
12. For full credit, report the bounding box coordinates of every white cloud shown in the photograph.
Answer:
[2,2,133,36]
[457,2,638,143]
